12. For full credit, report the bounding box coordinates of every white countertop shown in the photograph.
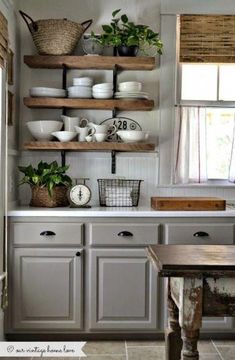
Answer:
[7,205,235,217]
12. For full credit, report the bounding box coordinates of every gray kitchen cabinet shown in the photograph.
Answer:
[12,248,83,330]
[89,248,158,330]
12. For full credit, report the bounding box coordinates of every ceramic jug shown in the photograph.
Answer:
[61,115,80,131]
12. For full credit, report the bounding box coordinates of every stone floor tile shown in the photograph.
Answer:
[127,346,165,360]
[213,340,235,346]
[126,340,165,347]
[215,346,235,360]
[82,341,126,355]
[79,356,126,360]
[198,340,217,353]
[199,355,222,360]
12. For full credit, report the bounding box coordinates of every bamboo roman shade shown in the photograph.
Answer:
[0,10,8,68]
[180,15,235,63]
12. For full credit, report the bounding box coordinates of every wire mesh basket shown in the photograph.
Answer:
[97,179,143,207]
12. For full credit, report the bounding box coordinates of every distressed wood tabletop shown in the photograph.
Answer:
[147,244,235,277]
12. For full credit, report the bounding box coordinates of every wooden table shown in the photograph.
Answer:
[147,245,235,360]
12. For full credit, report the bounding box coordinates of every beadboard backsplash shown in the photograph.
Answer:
[18,151,158,206]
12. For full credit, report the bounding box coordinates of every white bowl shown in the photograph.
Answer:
[92,92,113,99]
[73,77,93,86]
[68,85,92,91]
[117,130,149,143]
[27,120,63,141]
[93,83,113,91]
[30,87,66,98]
[118,82,142,92]
[52,131,77,142]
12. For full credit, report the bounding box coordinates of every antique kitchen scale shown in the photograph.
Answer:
[68,178,92,208]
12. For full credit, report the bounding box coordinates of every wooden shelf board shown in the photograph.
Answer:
[23,141,155,151]
[24,55,156,70]
[23,97,154,110]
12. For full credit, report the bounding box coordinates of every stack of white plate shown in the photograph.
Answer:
[30,87,66,98]
[68,77,93,98]
[68,86,92,98]
[92,83,113,99]
[114,81,149,100]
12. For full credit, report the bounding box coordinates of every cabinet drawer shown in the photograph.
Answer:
[90,223,159,246]
[12,222,83,246]
[165,223,234,245]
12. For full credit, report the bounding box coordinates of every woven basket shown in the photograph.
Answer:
[19,10,92,55]
[30,186,69,207]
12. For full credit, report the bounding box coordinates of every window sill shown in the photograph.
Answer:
[159,182,235,188]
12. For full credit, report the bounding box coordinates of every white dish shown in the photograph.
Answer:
[93,83,113,91]
[27,120,63,141]
[92,92,113,99]
[117,130,149,143]
[68,93,92,99]
[68,85,92,91]
[52,131,77,142]
[30,87,66,98]
[118,81,142,92]
[114,95,149,100]
[73,77,93,86]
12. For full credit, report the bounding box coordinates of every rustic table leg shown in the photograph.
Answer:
[165,280,182,360]
[182,329,199,360]
[178,278,203,360]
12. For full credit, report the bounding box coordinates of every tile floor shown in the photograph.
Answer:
[2,340,235,359]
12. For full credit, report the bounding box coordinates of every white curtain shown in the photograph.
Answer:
[229,114,235,182]
[173,106,208,184]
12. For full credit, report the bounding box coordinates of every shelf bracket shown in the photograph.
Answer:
[111,150,117,174]
[61,150,66,167]
[112,107,117,118]
[62,63,67,90]
[113,64,118,93]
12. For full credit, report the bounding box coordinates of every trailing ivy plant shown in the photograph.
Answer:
[92,9,163,55]
[18,161,72,197]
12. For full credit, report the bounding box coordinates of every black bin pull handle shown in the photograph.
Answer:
[118,231,133,237]
[40,231,56,236]
[193,231,209,237]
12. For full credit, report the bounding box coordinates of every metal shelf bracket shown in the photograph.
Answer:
[111,150,117,174]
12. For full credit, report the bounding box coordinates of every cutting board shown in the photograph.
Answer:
[151,197,226,211]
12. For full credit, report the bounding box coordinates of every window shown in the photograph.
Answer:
[179,63,235,181]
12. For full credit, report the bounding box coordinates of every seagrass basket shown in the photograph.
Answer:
[30,186,69,207]
[19,10,92,55]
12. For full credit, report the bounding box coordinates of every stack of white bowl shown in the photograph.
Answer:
[114,81,149,99]
[92,83,113,99]
[68,77,93,98]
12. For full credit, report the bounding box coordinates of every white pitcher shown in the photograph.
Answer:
[61,115,80,131]
[75,123,95,142]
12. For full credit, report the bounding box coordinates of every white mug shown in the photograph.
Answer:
[61,115,80,131]
[85,134,93,142]
[94,133,107,142]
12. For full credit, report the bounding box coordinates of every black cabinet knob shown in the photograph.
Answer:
[193,231,209,237]
[118,231,133,237]
[76,251,81,257]
[40,231,56,236]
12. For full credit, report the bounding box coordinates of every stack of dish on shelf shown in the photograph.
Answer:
[29,87,66,98]
[114,81,149,100]
[68,77,93,98]
[92,83,113,99]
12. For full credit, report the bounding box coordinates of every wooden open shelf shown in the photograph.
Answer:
[23,97,154,111]
[23,141,155,151]
[24,55,156,70]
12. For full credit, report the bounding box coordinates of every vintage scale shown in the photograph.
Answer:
[68,178,92,208]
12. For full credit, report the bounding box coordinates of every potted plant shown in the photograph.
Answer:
[18,161,72,207]
[96,9,163,56]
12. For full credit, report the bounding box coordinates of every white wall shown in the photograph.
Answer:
[14,0,235,204]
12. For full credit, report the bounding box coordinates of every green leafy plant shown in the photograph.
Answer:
[94,9,163,55]
[18,161,72,197]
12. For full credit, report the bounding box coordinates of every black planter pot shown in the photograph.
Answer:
[117,45,139,57]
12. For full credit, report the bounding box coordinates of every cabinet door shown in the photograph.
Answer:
[12,248,83,330]
[89,249,158,330]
